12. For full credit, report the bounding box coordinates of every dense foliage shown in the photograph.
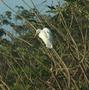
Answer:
[0,0,89,90]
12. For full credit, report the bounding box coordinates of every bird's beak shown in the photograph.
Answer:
[34,32,38,38]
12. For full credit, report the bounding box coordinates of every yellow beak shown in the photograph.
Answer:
[34,32,38,38]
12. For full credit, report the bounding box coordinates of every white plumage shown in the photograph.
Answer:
[36,27,53,49]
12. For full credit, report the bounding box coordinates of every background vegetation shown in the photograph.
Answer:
[0,0,89,90]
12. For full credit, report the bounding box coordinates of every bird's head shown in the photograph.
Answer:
[34,29,41,38]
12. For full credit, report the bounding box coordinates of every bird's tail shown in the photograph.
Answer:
[46,42,53,49]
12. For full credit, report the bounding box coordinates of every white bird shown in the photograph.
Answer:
[35,27,53,49]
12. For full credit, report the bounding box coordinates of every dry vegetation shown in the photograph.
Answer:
[0,0,89,90]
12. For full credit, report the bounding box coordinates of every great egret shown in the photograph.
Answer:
[35,27,53,49]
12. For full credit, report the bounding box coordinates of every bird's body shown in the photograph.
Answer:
[36,27,53,48]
